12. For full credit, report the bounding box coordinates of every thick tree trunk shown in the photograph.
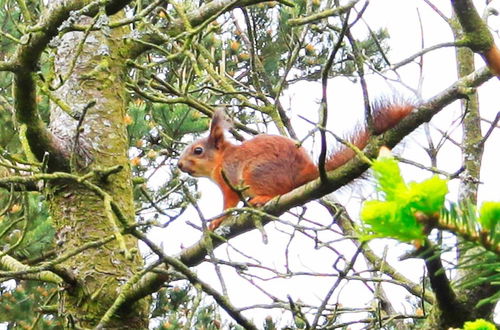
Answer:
[46,13,148,328]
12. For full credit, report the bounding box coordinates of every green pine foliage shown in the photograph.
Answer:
[151,285,224,330]
[440,201,499,255]
[462,318,497,330]
[127,102,209,150]
[0,281,61,329]
[360,156,448,241]
[0,194,55,262]
[359,28,391,71]
[456,245,500,308]
[151,103,210,139]
[0,193,58,329]
[127,101,150,147]
[0,0,23,61]
[478,202,500,235]
[14,195,54,261]
[361,155,499,254]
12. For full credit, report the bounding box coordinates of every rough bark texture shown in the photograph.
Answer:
[452,21,483,202]
[46,14,148,328]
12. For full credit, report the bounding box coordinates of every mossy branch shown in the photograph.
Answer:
[0,236,115,280]
[0,61,19,72]
[0,255,63,284]
[451,0,500,75]
[451,0,494,51]
[96,259,164,329]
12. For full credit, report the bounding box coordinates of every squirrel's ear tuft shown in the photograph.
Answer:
[208,108,231,149]
[211,108,232,129]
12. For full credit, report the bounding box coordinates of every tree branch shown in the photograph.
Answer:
[126,0,288,58]
[417,241,469,328]
[320,197,436,305]
[0,255,62,284]
[451,0,500,75]
[178,66,493,267]
[0,236,115,280]
[288,0,359,26]
[129,229,259,330]
[0,61,19,72]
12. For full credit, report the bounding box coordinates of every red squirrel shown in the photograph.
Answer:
[178,102,413,230]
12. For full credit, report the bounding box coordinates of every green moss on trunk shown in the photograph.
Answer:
[45,12,149,328]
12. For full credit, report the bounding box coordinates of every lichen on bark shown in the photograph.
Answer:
[44,12,148,328]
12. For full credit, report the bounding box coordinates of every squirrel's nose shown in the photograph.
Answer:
[177,161,184,171]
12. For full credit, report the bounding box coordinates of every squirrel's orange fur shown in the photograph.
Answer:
[178,102,414,230]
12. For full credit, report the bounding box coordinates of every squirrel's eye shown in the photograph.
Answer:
[193,147,203,155]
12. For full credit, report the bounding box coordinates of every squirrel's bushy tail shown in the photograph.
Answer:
[325,101,414,171]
